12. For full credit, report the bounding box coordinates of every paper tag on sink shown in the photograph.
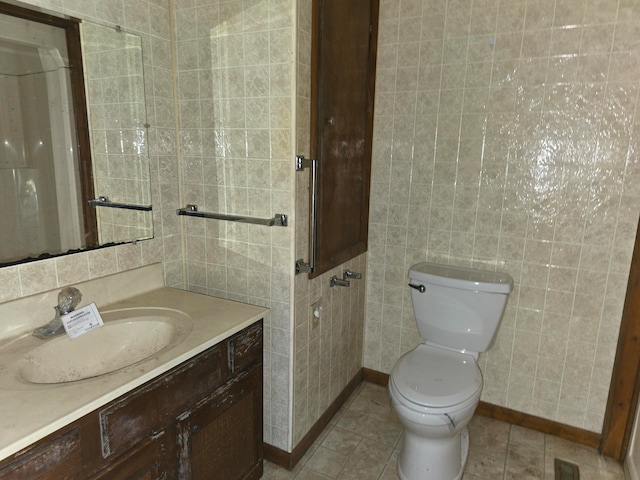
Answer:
[61,303,104,339]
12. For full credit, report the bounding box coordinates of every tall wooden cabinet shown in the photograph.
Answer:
[310,0,379,276]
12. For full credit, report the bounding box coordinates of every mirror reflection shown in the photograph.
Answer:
[0,10,87,265]
[0,3,153,266]
[81,22,152,245]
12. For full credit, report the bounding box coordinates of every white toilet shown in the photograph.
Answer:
[389,262,513,480]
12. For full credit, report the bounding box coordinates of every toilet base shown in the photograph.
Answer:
[397,426,469,480]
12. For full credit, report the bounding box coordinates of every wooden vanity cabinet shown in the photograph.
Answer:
[0,429,83,480]
[0,321,263,480]
[89,433,165,480]
[176,367,262,479]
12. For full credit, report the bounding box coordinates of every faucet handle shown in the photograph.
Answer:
[330,276,350,287]
[343,269,362,280]
[57,287,82,315]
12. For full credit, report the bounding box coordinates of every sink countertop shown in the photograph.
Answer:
[0,286,268,462]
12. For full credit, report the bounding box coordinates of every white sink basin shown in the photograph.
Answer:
[18,307,192,384]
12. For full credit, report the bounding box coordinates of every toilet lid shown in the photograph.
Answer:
[391,345,483,409]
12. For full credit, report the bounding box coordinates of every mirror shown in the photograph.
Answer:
[80,22,152,245]
[0,1,152,267]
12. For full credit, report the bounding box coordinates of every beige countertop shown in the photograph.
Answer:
[0,285,267,462]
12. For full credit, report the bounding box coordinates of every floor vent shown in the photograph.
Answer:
[555,458,580,480]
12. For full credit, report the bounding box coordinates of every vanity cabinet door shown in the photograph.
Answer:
[97,383,162,462]
[176,366,263,480]
[0,429,82,480]
[89,432,165,480]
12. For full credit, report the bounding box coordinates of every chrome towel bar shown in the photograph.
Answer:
[176,204,288,227]
[294,155,318,275]
[88,196,152,211]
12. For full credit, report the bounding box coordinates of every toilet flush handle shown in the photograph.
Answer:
[408,283,426,293]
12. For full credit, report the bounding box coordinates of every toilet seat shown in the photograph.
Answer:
[390,344,482,410]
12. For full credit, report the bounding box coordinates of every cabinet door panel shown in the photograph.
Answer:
[227,322,263,374]
[162,342,226,410]
[0,430,82,480]
[311,0,379,276]
[99,382,161,459]
[176,367,263,480]
[98,343,225,461]
[90,432,165,480]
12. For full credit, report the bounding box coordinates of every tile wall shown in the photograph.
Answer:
[0,0,182,304]
[82,22,153,244]
[173,0,297,450]
[0,0,367,455]
[365,0,640,432]
[12,0,629,456]
[293,250,367,447]
[292,0,368,447]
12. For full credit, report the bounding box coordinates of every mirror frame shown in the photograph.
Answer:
[0,1,98,264]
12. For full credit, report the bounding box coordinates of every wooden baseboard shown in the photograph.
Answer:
[363,367,389,386]
[475,402,601,449]
[263,368,364,470]
[363,368,602,451]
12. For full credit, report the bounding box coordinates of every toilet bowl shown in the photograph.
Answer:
[389,344,483,480]
[389,262,513,480]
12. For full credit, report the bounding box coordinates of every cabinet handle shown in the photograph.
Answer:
[295,155,318,275]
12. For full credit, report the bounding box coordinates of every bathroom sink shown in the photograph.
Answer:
[18,307,192,384]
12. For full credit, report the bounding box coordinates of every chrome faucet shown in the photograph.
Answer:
[330,269,363,288]
[343,269,362,280]
[330,276,350,287]
[32,287,82,339]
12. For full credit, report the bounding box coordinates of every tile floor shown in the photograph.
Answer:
[261,382,625,480]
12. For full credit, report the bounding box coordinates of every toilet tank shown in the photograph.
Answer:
[408,262,513,353]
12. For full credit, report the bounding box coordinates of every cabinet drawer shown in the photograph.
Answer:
[98,381,162,460]
[90,431,165,480]
[98,342,226,460]
[227,321,263,374]
[161,342,226,413]
[0,429,82,480]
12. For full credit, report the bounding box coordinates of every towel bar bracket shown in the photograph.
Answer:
[295,259,313,275]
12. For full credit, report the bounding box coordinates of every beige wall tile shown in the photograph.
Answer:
[366,0,640,433]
